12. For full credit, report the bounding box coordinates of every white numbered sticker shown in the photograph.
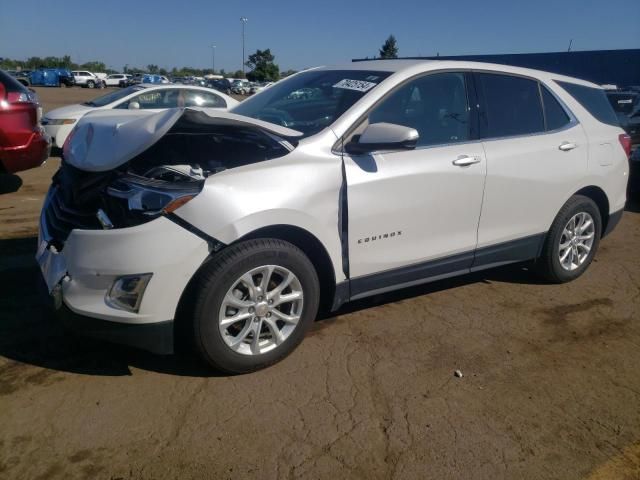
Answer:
[333,79,377,92]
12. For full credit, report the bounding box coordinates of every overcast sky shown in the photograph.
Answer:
[1,0,639,72]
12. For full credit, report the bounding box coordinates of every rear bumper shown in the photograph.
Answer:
[0,130,50,173]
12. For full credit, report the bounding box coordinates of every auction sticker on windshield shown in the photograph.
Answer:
[333,79,377,92]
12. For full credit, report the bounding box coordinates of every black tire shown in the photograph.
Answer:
[536,195,602,283]
[86,80,95,89]
[191,239,320,374]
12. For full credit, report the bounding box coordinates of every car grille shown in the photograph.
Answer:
[43,187,102,243]
[42,163,113,244]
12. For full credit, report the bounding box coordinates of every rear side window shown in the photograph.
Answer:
[556,81,619,127]
[477,73,545,138]
[541,86,571,131]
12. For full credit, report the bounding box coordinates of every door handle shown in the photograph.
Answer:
[559,142,577,151]
[452,155,481,167]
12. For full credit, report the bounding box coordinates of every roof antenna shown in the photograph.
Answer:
[567,39,573,52]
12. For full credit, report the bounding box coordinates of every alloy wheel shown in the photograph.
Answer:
[558,212,595,271]
[218,265,304,355]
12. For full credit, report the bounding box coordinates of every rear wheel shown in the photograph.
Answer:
[536,195,602,283]
[191,239,320,374]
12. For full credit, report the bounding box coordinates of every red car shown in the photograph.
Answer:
[0,70,50,174]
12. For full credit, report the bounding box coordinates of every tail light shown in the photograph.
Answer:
[619,133,632,158]
[6,91,38,104]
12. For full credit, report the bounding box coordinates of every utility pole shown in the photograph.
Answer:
[567,39,573,52]
[211,44,216,73]
[240,17,248,75]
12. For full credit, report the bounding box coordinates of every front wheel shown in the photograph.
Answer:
[86,80,95,89]
[190,239,320,374]
[536,195,602,283]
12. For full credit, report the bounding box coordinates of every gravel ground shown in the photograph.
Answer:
[0,87,639,480]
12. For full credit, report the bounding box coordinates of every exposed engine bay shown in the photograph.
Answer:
[44,108,301,246]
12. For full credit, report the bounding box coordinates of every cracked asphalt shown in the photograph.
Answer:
[1,88,639,479]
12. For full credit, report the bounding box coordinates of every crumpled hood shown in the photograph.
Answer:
[63,107,304,172]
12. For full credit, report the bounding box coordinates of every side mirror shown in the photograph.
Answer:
[128,101,140,110]
[345,122,419,155]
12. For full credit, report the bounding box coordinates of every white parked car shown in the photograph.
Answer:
[104,74,129,87]
[41,84,238,148]
[71,70,102,89]
[37,60,630,373]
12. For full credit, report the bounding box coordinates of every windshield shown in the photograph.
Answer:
[83,86,144,107]
[231,69,392,137]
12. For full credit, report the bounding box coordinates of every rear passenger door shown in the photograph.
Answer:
[473,72,588,266]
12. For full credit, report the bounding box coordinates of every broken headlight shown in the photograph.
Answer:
[107,170,203,216]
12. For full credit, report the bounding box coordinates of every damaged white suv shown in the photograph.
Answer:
[38,60,630,373]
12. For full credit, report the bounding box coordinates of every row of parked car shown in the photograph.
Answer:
[0,69,244,175]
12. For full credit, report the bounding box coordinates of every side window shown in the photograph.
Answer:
[183,90,226,108]
[541,86,571,131]
[477,73,544,138]
[556,81,619,127]
[366,72,470,147]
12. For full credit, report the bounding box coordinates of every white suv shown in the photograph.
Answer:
[38,60,630,373]
[71,70,101,88]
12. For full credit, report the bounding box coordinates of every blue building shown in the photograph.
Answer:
[354,49,640,88]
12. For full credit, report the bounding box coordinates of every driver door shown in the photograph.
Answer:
[344,72,487,295]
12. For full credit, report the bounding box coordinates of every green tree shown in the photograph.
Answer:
[80,61,107,72]
[233,70,245,79]
[379,35,399,59]
[147,64,159,74]
[280,69,298,78]
[245,49,279,82]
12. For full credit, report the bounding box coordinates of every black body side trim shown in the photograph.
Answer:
[166,213,225,252]
[602,209,623,238]
[471,233,545,270]
[350,251,475,299]
[331,281,351,311]
[346,233,545,302]
[57,304,174,355]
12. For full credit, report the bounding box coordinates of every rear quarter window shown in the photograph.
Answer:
[556,81,619,127]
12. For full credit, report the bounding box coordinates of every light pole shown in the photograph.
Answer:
[211,44,216,73]
[240,17,248,75]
